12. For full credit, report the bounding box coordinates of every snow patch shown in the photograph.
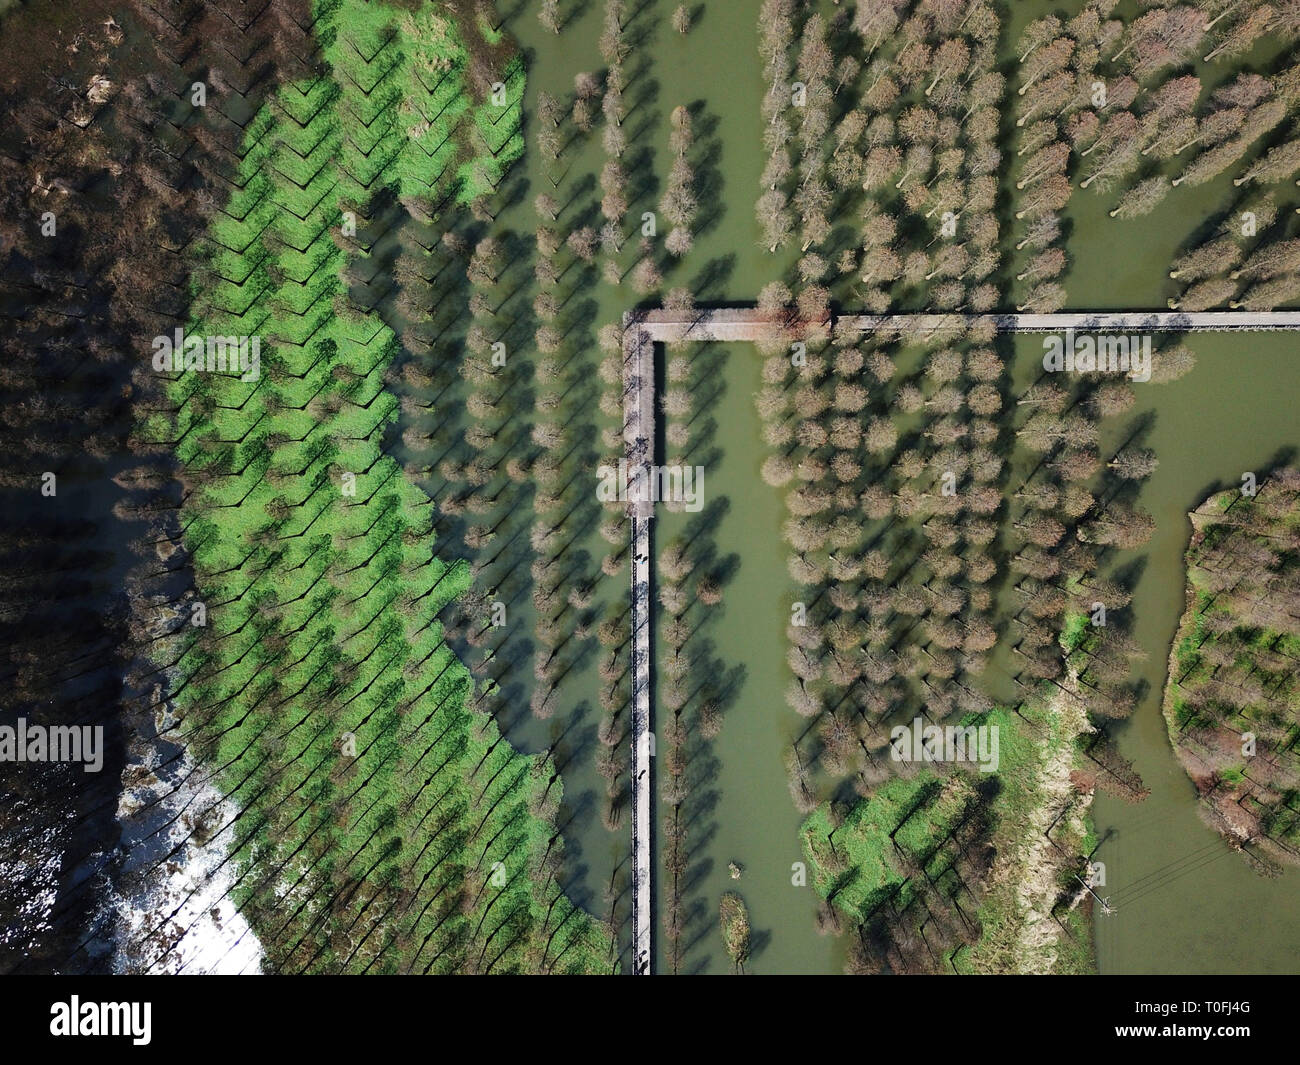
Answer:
[110,705,262,975]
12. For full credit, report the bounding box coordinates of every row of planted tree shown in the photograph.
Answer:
[110,0,615,973]
[748,0,1219,972]
[529,0,750,971]
[413,0,740,967]
[1011,0,1300,313]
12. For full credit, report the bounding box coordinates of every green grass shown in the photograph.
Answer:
[801,703,1096,974]
[139,0,610,974]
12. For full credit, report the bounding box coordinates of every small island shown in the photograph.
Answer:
[1164,470,1300,875]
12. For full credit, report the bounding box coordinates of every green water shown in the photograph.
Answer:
[500,0,1300,974]
[1001,5,1300,973]
[1088,334,1300,974]
[993,331,1300,974]
[653,344,843,975]
[506,0,832,972]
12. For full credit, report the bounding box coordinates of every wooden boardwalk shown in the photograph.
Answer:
[841,309,1300,334]
[629,307,1300,344]
[621,322,654,975]
[617,305,1298,974]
